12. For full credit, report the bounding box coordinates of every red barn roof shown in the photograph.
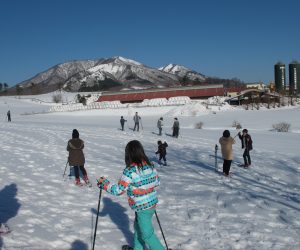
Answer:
[98,85,224,103]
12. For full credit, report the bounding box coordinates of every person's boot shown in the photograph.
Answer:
[83,175,90,184]
[75,178,81,186]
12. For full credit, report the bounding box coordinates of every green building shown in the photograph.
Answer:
[274,62,286,93]
[289,61,300,95]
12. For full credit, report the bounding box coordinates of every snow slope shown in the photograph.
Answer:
[0,95,299,250]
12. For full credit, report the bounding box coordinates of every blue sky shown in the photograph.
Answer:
[0,0,299,86]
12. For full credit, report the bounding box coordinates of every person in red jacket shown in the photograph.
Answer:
[238,129,253,167]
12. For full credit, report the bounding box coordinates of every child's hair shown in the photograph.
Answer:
[242,129,248,133]
[121,116,123,118]
[223,130,230,138]
[157,140,162,145]
[72,129,79,139]
[125,140,150,167]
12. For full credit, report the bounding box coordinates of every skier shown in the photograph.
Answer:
[7,110,11,122]
[157,117,163,136]
[133,112,141,131]
[155,140,168,166]
[120,116,127,131]
[238,128,253,167]
[219,130,235,176]
[67,129,90,186]
[97,140,164,250]
[172,117,180,138]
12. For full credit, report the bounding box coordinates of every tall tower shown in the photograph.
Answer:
[289,61,300,95]
[274,62,286,93]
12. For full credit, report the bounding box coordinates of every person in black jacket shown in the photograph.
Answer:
[238,129,253,167]
[155,140,168,166]
[120,116,127,131]
[7,110,11,122]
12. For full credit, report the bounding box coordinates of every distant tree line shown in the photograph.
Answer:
[205,77,245,87]
[0,82,9,92]
[79,78,122,92]
[180,75,244,87]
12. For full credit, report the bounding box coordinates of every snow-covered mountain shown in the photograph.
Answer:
[16,56,207,93]
[159,63,206,81]
[18,60,103,91]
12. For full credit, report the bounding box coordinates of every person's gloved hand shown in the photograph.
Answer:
[97,176,110,190]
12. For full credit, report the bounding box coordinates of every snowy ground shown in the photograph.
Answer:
[0,95,300,250]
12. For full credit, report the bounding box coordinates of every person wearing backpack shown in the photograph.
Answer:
[67,129,90,186]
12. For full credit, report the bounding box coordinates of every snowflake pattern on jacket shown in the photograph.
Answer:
[100,163,160,211]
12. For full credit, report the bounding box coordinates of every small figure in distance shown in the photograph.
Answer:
[157,117,163,136]
[155,140,168,166]
[238,129,253,168]
[172,117,180,138]
[120,116,127,131]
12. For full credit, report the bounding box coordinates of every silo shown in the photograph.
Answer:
[289,61,300,95]
[274,62,286,92]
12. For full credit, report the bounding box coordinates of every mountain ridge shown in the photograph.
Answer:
[12,56,212,94]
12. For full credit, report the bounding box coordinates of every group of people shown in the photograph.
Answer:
[66,129,167,249]
[219,128,253,176]
[66,121,252,249]
[120,112,180,138]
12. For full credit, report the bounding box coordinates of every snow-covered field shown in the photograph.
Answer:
[0,94,299,250]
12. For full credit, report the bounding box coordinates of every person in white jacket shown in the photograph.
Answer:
[219,130,235,176]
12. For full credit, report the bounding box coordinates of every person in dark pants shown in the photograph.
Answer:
[7,110,11,122]
[67,129,90,185]
[133,112,141,132]
[172,117,180,138]
[219,130,235,176]
[157,117,163,136]
[238,129,253,167]
[155,140,168,166]
[120,116,127,131]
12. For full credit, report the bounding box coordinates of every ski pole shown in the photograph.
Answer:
[62,160,69,178]
[155,211,169,250]
[92,189,103,250]
[215,144,218,172]
[140,119,143,130]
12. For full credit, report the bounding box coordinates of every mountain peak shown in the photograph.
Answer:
[111,56,142,66]
[159,63,205,81]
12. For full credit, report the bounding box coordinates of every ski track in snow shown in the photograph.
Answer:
[0,107,300,249]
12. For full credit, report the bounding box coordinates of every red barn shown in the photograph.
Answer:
[97,84,224,103]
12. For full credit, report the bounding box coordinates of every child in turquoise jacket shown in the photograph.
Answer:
[97,140,165,250]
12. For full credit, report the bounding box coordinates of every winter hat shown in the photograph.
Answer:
[72,129,79,139]
[157,140,162,145]
[160,117,163,120]
[242,129,248,133]
[223,130,230,138]
[121,116,123,118]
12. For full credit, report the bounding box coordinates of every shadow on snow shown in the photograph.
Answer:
[0,183,21,248]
